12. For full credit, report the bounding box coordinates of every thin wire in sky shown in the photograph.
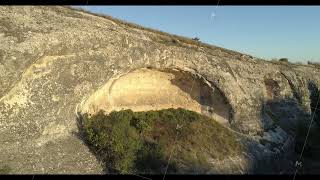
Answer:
[211,0,220,23]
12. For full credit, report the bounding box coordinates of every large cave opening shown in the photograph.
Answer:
[80,68,232,125]
[76,68,241,174]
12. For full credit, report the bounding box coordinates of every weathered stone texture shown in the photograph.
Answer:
[0,6,319,174]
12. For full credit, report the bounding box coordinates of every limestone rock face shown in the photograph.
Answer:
[0,6,319,174]
[80,68,232,125]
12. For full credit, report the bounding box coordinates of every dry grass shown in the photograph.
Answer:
[62,6,245,56]
[269,58,318,69]
[308,61,320,68]
[61,6,319,70]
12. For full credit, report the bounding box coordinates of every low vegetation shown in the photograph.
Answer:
[268,58,320,69]
[0,165,12,174]
[294,85,320,174]
[294,118,320,173]
[80,108,242,174]
[65,6,320,70]
[308,82,320,126]
[64,6,245,58]
[308,61,320,68]
[265,108,280,125]
[278,58,289,63]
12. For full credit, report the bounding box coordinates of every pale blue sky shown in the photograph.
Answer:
[78,6,320,63]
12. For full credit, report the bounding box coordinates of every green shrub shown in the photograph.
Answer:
[295,115,320,160]
[308,61,320,66]
[0,165,11,174]
[135,141,170,174]
[265,108,280,125]
[81,108,242,174]
[131,110,158,133]
[82,110,141,173]
[279,58,289,62]
[192,37,200,41]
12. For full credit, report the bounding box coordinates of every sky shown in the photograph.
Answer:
[78,6,320,63]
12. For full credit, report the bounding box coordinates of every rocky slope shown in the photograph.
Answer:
[0,6,319,174]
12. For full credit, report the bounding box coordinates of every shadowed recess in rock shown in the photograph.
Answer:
[80,68,232,125]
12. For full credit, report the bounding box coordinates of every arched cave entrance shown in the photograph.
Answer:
[80,68,232,125]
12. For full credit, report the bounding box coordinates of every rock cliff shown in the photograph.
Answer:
[0,6,319,174]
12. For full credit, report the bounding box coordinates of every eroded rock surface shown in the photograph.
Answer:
[0,6,319,174]
[80,68,232,125]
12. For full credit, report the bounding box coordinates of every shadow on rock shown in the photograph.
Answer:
[73,112,110,174]
[249,80,320,174]
[72,79,320,175]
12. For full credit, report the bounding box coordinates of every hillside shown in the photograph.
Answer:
[0,6,319,174]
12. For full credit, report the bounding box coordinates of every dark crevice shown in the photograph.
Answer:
[280,72,303,104]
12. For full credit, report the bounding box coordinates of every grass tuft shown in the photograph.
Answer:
[0,165,12,174]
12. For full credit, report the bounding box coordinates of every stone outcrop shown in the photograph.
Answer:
[0,6,319,174]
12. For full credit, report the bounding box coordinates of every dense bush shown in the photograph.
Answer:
[192,37,200,41]
[81,108,241,174]
[308,82,320,127]
[308,61,320,65]
[135,141,171,174]
[279,58,289,62]
[82,110,142,173]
